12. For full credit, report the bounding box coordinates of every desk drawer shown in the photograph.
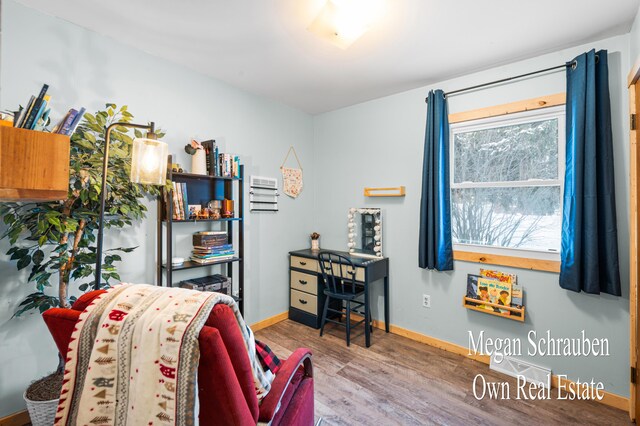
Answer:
[291,256,318,273]
[291,289,317,315]
[290,270,317,295]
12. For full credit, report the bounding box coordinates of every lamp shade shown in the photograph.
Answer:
[130,137,168,185]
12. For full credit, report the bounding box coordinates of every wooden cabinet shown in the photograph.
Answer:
[0,127,70,201]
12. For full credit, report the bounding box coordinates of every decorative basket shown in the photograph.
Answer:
[23,392,59,426]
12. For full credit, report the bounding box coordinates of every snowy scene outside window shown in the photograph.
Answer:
[450,105,565,255]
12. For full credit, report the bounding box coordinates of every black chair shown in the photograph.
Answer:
[317,251,372,346]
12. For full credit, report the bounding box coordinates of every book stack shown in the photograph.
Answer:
[171,182,190,220]
[191,231,235,264]
[201,140,240,178]
[13,84,85,134]
[466,268,523,315]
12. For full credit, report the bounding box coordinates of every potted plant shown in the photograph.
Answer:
[185,139,206,175]
[0,104,165,421]
[310,232,320,251]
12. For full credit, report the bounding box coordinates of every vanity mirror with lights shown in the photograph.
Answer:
[347,207,382,258]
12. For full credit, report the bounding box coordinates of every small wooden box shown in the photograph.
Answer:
[0,127,70,201]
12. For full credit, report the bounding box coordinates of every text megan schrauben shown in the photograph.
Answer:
[468,329,609,401]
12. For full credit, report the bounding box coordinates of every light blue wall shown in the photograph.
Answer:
[313,35,632,398]
[0,0,637,418]
[0,0,315,416]
[630,4,640,61]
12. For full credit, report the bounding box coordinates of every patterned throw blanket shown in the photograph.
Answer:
[55,284,272,426]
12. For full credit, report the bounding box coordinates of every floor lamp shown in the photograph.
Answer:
[94,121,168,289]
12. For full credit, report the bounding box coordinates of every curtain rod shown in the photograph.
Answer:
[424,61,576,103]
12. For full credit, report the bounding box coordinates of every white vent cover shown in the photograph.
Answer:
[250,176,277,190]
[490,355,551,389]
[250,176,279,212]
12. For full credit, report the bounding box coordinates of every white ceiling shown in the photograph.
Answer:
[13,0,640,114]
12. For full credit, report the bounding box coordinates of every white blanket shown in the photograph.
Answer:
[55,284,272,426]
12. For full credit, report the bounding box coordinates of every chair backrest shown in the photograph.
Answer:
[317,251,357,295]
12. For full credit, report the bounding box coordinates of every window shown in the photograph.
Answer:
[450,105,565,258]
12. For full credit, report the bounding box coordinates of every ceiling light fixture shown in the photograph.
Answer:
[308,0,387,49]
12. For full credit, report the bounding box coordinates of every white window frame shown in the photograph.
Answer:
[449,104,566,261]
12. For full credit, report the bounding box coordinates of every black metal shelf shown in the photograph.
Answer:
[162,257,242,271]
[158,160,244,315]
[172,172,242,181]
[164,217,242,223]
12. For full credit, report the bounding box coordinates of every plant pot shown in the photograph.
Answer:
[24,393,58,426]
[24,372,63,426]
[191,149,207,175]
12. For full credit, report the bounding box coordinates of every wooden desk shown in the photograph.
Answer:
[288,249,389,347]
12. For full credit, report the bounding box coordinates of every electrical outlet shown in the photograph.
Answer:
[422,294,431,308]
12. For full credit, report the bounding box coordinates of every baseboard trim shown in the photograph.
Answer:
[344,313,629,412]
[0,410,29,426]
[251,311,289,332]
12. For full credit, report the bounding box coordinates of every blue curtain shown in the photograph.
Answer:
[419,90,453,271]
[560,49,621,296]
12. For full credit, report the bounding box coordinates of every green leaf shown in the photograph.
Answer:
[47,217,61,227]
[32,250,44,265]
[17,255,31,270]
[10,248,28,261]
[84,132,96,143]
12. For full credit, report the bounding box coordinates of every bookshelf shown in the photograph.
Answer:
[462,296,525,322]
[157,161,244,314]
[0,127,70,201]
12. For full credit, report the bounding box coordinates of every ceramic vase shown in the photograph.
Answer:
[191,149,207,175]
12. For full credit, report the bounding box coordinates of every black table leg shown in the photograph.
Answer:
[364,282,371,347]
[384,275,390,333]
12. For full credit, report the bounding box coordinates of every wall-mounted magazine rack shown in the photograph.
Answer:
[462,296,525,322]
[250,175,279,212]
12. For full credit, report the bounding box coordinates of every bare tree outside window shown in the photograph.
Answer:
[450,108,564,253]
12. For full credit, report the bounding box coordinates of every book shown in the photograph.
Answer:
[181,183,189,219]
[466,274,481,300]
[29,95,50,130]
[59,109,78,135]
[477,277,512,313]
[16,96,35,128]
[193,244,233,251]
[66,107,86,135]
[193,235,228,247]
[190,255,235,264]
[511,283,523,307]
[176,182,185,220]
[171,182,180,220]
[201,140,216,176]
[34,107,52,131]
[480,268,517,285]
[22,84,49,129]
[192,252,235,259]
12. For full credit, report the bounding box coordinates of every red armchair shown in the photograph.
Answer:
[42,290,314,426]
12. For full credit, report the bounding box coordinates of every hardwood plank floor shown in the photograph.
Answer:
[255,320,630,425]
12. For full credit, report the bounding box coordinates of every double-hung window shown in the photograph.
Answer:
[449,105,565,260]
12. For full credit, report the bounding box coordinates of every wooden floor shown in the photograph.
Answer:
[255,320,630,426]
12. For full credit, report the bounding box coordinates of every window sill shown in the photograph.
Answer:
[453,250,560,273]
